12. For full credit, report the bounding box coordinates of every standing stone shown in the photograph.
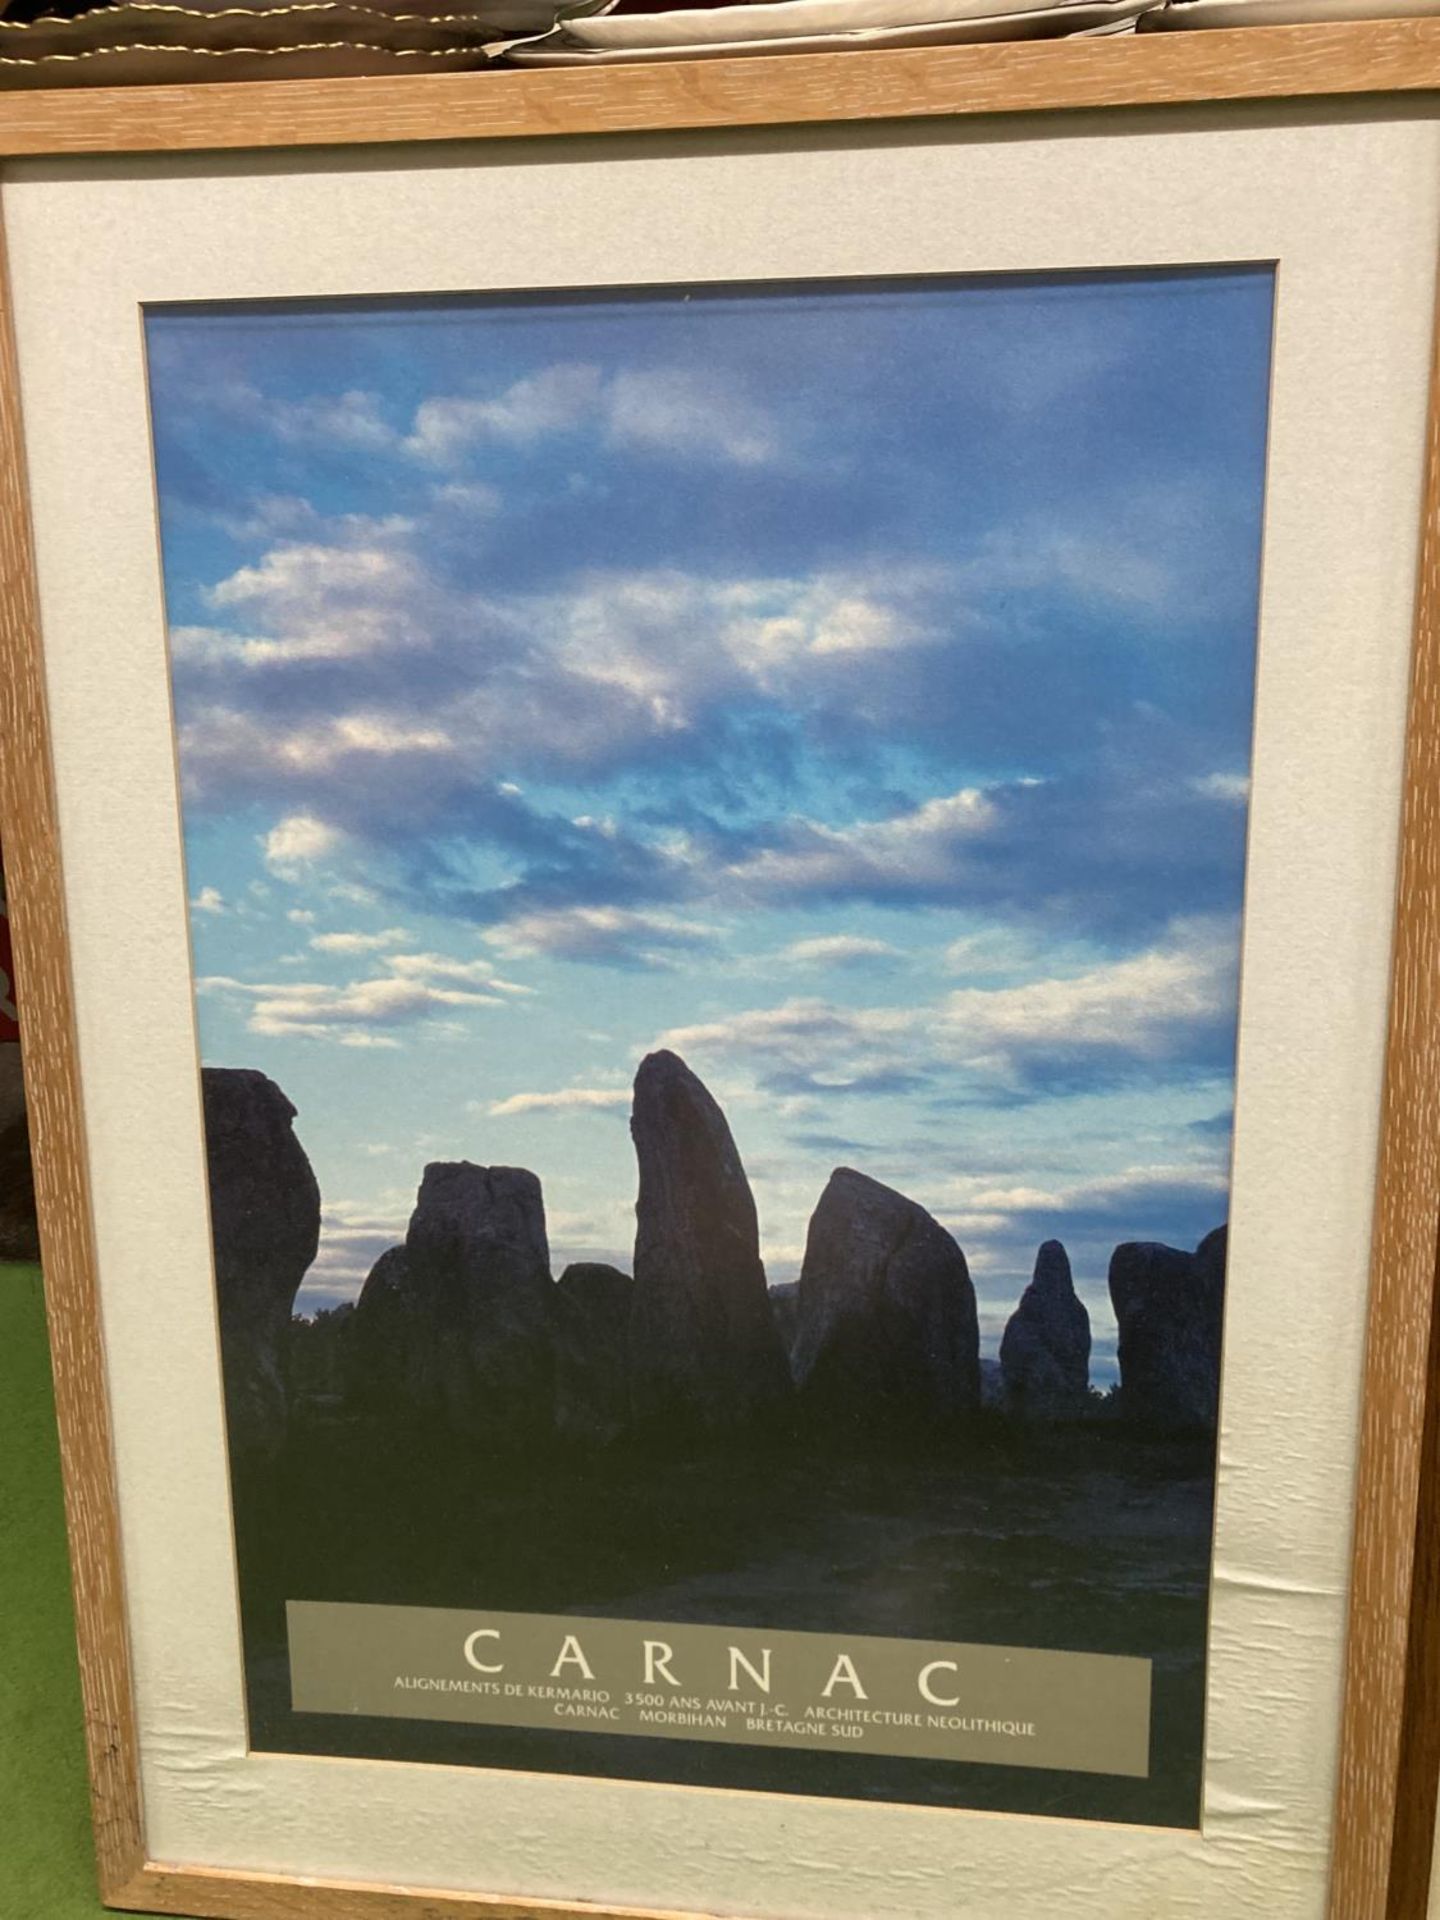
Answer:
[768,1281,801,1369]
[352,1245,418,1411]
[553,1262,633,1444]
[1109,1225,1228,1431]
[978,1357,1005,1411]
[791,1167,980,1424]
[284,1302,357,1423]
[999,1240,1091,1418]
[202,1067,321,1460]
[354,1162,555,1441]
[628,1049,791,1432]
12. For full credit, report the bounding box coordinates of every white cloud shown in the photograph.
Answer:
[268,389,394,451]
[486,1087,630,1118]
[958,523,1176,613]
[941,1164,1230,1245]
[310,927,410,954]
[192,707,452,789]
[954,1164,1228,1218]
[202,533,432,666]
[262,813,343,879]
[483,906,721,968]
[663,997,913,1086]
[191,886,226,915]
[400,362,779,471]
[430,480,503,517]
[404,365,602,463]
[605,368,776,466]
[384,951,534,995]
[287,908,317,925]
[660,919,1235,1095]
[940,927,1230,1060]
[199,969,503,1044]
[781,935,901,967]
[552,568,946,729]
[942,927,1041,976]
[1192,771,1250,803]
[723,789,995,902]
[220,497,411,546]
[173,546,962,816]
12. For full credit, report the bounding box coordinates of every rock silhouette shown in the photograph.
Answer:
[628,1049,792,1431]
[978,1356,1005,1411]
[554,1262,633,1444]
[202,1067,321,1459]
[284,1302,357,1422]
[1000,1240,1091,1418]
[767,1281,801,1367]
[792,1168,980,1424]
[1109,1225,1227,1431]
[354,1162,555,1441]
[351,1246,417,1411]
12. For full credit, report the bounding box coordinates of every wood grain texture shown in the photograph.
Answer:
[1382,1214,1440,1920]
[0,19,1435,158]
[1329,258,1440,1920]
[112,1861,731,1920]
[0,210,146,1897]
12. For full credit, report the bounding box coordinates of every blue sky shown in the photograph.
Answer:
[146,269,1274,1379]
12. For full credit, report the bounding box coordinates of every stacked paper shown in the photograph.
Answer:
[504,0,1149,63]
[0,0,606,84]
[1140,0,1440,26]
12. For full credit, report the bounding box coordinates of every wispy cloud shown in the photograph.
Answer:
[781,935,902,968]
[1192,771,1250,803]
[310,927,409,954]
[404,364,602,462]
[482,905,722,969]
[605,368,777,466]
[485,1087,630,1118]
[661,918,1237,1099]
[384,951,534,995]
[400,363,779,470]
[193,520,436,669]
[171,504,1252,952]
[199,970,504,1045]
[265,388,394,451]
[724,790,995,904]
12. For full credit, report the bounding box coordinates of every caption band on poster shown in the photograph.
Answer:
[288,1602,1151,1778]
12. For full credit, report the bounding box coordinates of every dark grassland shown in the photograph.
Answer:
[238,1413,1214,1827]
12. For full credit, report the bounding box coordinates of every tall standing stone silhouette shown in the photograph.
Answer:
[354,1162,555,1440]
[1109,1224,1227,1431]
[628,1049,791,1431]
[792,1167,980,1424]
[999,1239,1091,1418]
[553,1262,634,1444]
[767,1281,801,1369]
[202,1067,321,1460]
[352,1244,419,1412]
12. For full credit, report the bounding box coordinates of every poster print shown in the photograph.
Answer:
[147,267,1273,1828]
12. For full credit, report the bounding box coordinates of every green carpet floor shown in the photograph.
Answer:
[0,1262,162,1917]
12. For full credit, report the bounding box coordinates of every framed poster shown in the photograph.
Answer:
[151,258,1268,1829]
[3,26,1440,1920]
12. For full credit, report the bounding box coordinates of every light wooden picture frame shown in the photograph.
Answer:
[3,26,1440,1920]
